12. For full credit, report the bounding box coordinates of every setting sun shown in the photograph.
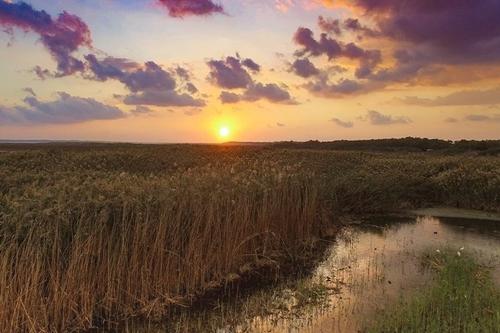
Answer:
[218,126,230,139]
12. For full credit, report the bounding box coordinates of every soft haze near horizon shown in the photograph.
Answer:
[1,0,499,142]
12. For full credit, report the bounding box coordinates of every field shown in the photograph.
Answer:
[0,143,499,332]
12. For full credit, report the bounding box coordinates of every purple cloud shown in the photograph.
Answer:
[85,55,204,107]
[293,27,381,77]
[290,58,319,78]
[241,58,261,72]
[402,87,500,107]
[364,110,411,125]
[219,83,295,105]
[318,16,341,35]
[464,114,500,122]
[220,91,241,104]
[330,117,354,128]
[124,90,205,107]
[244,83,295,104]
[0,92,125,124]
[207,56,253,89]
[157,0,224,18]
[0,1,92,76]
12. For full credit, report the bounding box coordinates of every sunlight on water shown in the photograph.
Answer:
[223,215,500,333]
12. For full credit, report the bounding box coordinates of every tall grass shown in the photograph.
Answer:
[0,145,499,331]
[0,158,319,332]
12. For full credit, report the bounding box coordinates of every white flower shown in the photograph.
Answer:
[436,249,441,253]
[457,251,461,257]
[459,247,464,251]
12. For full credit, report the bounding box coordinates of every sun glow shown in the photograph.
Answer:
[219,126,230,139]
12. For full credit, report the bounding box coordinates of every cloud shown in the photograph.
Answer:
[124,90,205,107]
[292,1,500,99]
[290,58,319,78]
[304,77,381,97]
[219,83,295,104]
[23,87,36,97]
[276,122,285,127]
[402,88,500,107]
[157,0,224,17]
[0,92,125,125]
[330,117,353,128]
[293,27,381,78]
[464,114,500,122]
[318,16,341,35]
[241,58,261,72]
[220,91,241,104]
[207,56,253,89]
[0,1,92,76]
[86,55,204,107]
[363,110,411,125]
[244,83,295,104]
[209,54,296,104]
[130,105,154,116]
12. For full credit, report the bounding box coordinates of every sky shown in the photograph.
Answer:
[0,0,499,143]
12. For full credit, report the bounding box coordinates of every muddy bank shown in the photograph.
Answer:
[411,207,500,221]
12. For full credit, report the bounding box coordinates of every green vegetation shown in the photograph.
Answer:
[367,250,500,333]
[0,143,499,331]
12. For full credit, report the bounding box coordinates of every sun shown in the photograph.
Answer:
[218,126,231,139]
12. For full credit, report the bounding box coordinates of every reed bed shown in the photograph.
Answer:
[0,144,499,332]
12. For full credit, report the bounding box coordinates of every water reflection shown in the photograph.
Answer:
[228,215,500,333]
[124,214,500,333]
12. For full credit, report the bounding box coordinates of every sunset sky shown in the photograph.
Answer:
[1,0,499,142]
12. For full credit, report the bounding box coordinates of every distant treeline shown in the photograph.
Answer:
[271,138,500,154]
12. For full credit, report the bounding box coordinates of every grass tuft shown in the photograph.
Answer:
[367,250,500,333]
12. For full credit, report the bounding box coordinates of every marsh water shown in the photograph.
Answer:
[133,210,500,333]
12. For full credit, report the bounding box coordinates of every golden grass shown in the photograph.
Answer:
[0,144,499,332]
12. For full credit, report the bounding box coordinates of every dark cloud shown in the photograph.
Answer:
[293,27,381,77]
[175,66,191,80]
[402,88,500,107]
[241,58,261,72]
[219,83,295,104]
[185,82,198,94]
[318,16,341,35]
[343,18,379,38]
[364,110,411,125]
[295,1,500,98]
[207,56,253,89]
[220,91,241,104]
[294,27,341,59]
[86,55,204,107]
[244,83,295,104]
[33,66,51,80]
[23,87,36,97]
[157,0,224,17]
[304,77,381,97]
[330,117,354,128]
[209,55,295,104]
[121,61,177,93]
[130,105,154,116]
[123,90,205,107]
[349,0,500,63]
[464,114,500,122]
[0,1,91,76]
[0,92,125,125]
[290,58,319,78]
